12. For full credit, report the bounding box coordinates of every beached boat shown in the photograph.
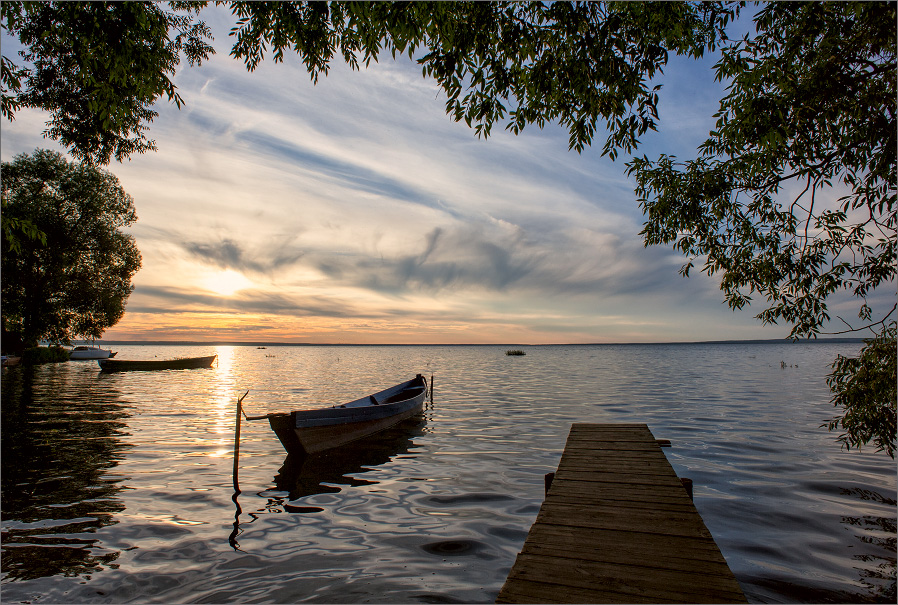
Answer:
[70,345,117,360]
[251,375,428,455]
[1,355,21,367]
[98,354,217,372]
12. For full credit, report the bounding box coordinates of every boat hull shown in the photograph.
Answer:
[268,375,428,455]
[1,355,21,367]
[70,347,116,360]
[98,355,217,372]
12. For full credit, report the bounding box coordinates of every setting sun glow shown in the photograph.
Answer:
[203,270,253,296]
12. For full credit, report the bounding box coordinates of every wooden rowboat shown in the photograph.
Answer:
[98,354,217,372]
[251,374,428,455]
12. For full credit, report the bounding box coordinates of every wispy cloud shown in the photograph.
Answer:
[181,237,305,274]
[134,285,368,318]
[0,5,801,343]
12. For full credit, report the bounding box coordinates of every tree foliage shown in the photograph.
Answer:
[826,325,897,458]
[1,150,142,347]
[227,1,738,157]
[226,1,896,455]
[627,2,896,456]
[1,1,894,454]
[629,2,895,337]
[1,1,214,164]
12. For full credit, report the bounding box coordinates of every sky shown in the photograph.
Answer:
[0,6,881,344]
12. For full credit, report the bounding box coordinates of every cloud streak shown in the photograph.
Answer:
[181,237,305,275]
[0,6,802,343]
[134,285,368,318]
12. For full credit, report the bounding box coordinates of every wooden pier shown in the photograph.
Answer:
[497,423,746,604]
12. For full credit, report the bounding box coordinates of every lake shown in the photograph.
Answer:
[1,342,895,603]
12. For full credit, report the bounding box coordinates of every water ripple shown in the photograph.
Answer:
[2,343,894,603]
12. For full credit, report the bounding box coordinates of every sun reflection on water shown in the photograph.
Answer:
[210,346,238,456]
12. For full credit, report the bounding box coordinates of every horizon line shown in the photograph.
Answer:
[78,337,866,347]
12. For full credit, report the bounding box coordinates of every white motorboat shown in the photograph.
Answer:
[69,345,117,360]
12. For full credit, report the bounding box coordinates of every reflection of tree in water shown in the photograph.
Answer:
[841,487,897,603]
[1,365,133,581]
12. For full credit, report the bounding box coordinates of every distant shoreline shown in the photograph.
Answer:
[84,338,866,347]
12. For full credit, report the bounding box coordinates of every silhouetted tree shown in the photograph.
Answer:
[1,150,142,347]
[3,1,894,455]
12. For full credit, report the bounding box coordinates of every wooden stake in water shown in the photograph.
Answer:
[229,390,250,551]
[233,390,249,493]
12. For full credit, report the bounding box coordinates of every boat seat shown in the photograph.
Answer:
[380,387,425,404]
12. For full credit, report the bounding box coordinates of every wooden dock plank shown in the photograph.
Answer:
[497,578,665,604]
[504,554,744,603]
[521,540,735,575]
[523,525,728,560]
[497,423,746,604]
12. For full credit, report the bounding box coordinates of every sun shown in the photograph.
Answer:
[203,270,253,296]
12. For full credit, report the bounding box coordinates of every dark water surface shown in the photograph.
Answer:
[1,343,895,603]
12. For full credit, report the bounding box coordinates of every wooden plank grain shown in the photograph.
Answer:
[544,493,698,512]
[521,539,736,575]
[556,454,682,471]
[497,578,666,604]
[535,506,715,539]
[523,525,728,559]
[553,469,688,488]
[545,478,694,505]
[498,423,747,604]
[504,553,745,603]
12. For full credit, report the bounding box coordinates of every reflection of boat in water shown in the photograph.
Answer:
[273,416,427,502]
[254,375,428,455]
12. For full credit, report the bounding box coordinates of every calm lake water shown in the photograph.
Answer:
[1,342,895,603]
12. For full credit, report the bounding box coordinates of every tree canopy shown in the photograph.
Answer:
[1,1,214,164]
[226,1,738,157]
[626,2,896,455]
[2,1,894,455]
[225,0,897,455]
[1,150,142,348]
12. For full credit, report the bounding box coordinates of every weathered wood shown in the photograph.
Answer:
[522,528,732,569]
[497,423,746,604]
[523,525,728,560]
[505,554,744,603]
[266,375,427,454]
[544,472,555,496]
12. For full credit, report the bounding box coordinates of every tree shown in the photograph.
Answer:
[225,1,897,455]
[2,2,894,454]
[1,1,214,165]
[226,1,738,156]
[1,150,142,348]
[626,2,896,456]
[826,324,896,457]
